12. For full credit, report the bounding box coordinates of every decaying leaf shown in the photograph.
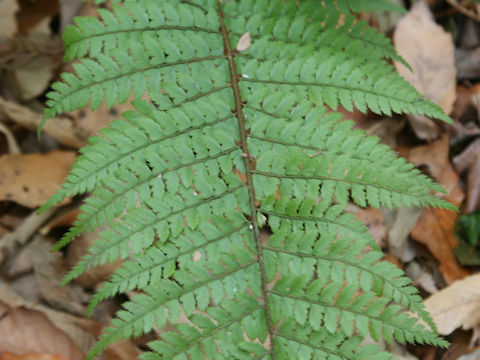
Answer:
[67,229,121,288]
[424,273,480,335]
[366,117,406,148]
[409,135,467,284]
[4,236,88,315]
[352,207,387,248]
[0,0,18,40]
[0,282,96,356]
[0,302,83,360]
[13,52,54,101]
[70,101,133,138]
[456,46,480,81]
[386,342,419,360]
[0,151,76,208]
[0,98,87,149]
[405,262,439,294]
[0,353,68,360]
[0,209,56,265]
[394,1,456,140]
[15,0,59,35]
[103,340,141,360]
[385,206,423,262]
[454,138,480,213]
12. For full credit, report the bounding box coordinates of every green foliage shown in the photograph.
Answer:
[41,0,454,358]
[455,211,480,265]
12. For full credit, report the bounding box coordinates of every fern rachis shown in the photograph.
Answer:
[41,1,454,359]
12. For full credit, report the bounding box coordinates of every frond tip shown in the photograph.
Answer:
[41,0,452,358]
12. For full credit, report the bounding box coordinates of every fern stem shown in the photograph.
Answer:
[244,105,289,120]
[218,2,277,358]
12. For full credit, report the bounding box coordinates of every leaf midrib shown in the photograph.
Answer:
[66,25,219,49]
[218,2,277,358]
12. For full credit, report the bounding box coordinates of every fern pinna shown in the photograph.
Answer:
[40,0,454,359]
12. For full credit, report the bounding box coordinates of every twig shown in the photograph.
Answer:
[0,121,21,154]
[0,207,56,264]
[446,0,480,22]
[0,98,87,149]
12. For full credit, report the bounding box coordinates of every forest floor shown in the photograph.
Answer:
[1,0,480,359]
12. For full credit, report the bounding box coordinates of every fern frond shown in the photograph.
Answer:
[45,0,417,123]
[262,225,443,339]
[61,2,220,62]
[63,2,405,67]
[248,111,453,210]
[227,1,409,67]
[41,0,449,214]
[41,0,452,358]
[324,0,406,13]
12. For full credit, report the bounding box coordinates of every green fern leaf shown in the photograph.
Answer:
[325,0,407,13]
[42,0,452,359]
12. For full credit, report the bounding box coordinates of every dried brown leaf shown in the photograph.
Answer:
[70,100,133,138]
[353,207,387,248]
[424,273,480,335]
[0,302,83,360]
[0,282,96,356]
[385,206,423,261]
[0,151,76,208]
[394,1,456,139]
[0,0,19,40]
[67,230,121,288]
[0,98,87,149]
[16,0,59,35]
[409,136,467,284]
[453,138,480,213]
[0,353,68,360]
